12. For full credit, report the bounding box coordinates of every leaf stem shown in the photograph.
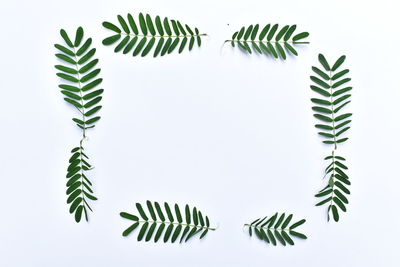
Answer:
[121,33,207,38]
[226,39,310,45]
[72,47,89,220]
[72,47,86,140]
[244,224,290,232]
[326,71,339,220]
[329,71,337,149]
[135,219,216,231]
[327,150,336,220]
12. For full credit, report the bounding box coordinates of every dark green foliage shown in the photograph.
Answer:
[311,54,352,222]
[245,213,307,246]
[120,201,215,243]
[315,152,351,222]
[55,27,103,222]
[228,24,309,59]
[55,27,103,132]
[66,146,97,222]
[310,54,351,148]
[102,13,206,57]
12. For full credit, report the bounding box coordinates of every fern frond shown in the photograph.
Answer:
[102,13,206,57]
[227,24,309,59]
[120,201,215,243]
[310,54,352,222]
[55,27,103,222]
[245,213,307,246]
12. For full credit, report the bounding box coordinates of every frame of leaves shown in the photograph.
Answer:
[53,14,353,247]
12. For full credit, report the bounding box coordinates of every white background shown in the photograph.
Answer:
[1,0,399,266]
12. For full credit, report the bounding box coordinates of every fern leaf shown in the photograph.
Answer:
[102,13,206,57]
[55,27,103,222]
[120,201,216,243]
[245,213,307,246]
[227,23,309,59]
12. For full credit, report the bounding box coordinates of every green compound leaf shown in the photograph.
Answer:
[310,54,352,149]
[65,146,97,222]
[310,54,352,223]
[55,27,103,223]
[102,13,206,57]
[245,213,307,246]
[120,201,216,243]
[227,23,309,60]
[314,152,351,220]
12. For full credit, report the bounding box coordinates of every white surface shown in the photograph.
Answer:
[1,0,399,266]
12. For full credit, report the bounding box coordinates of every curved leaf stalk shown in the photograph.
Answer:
[120,201,216,243]
[244,213,307,246]
[227,24,309,59]
[55,27,103,222]
[310,54,352,222]
[102,13,206,57]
